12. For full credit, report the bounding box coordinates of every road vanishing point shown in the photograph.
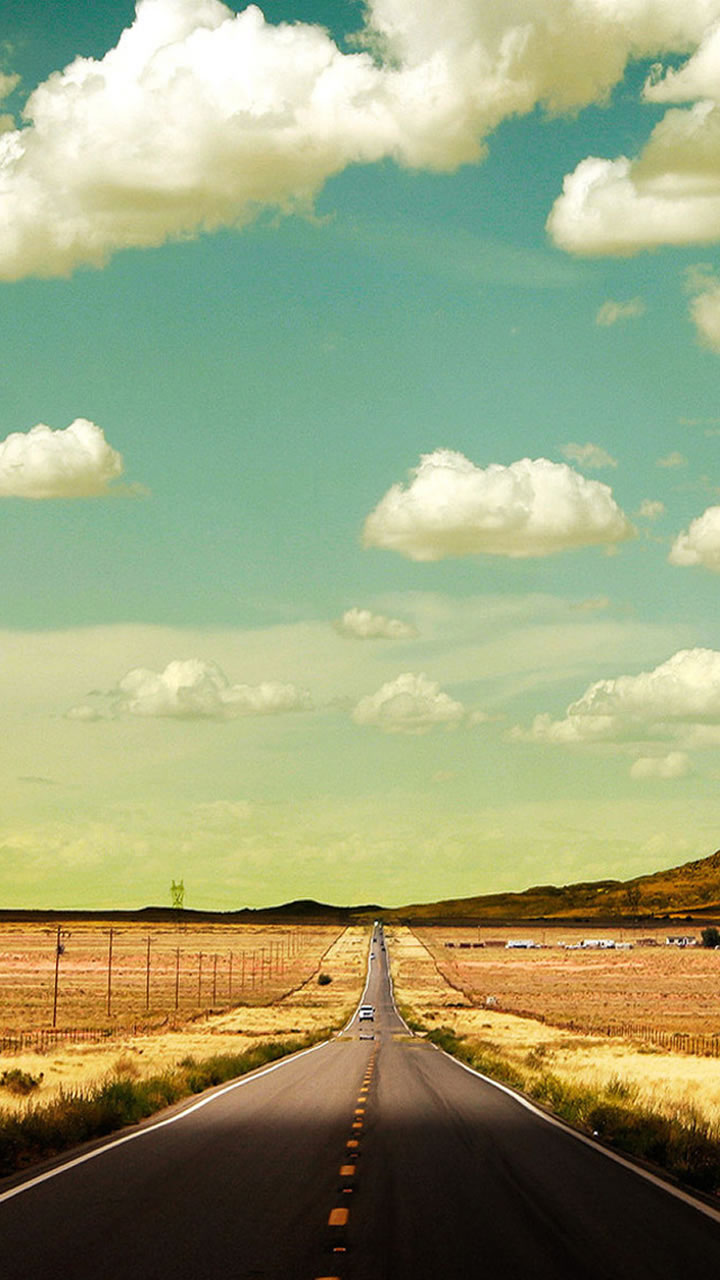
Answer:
[2,928,720,1277]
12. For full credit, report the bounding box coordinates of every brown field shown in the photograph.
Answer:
[413,923,720,1037]
[0,921,347,1034]
[388,926,720,1131]
[0,925,369,1114]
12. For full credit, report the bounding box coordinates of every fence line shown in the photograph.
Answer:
[0,1027,116,1054]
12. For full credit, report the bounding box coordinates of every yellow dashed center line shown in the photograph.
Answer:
[340,1164,356,1176]
[328,1207,349,1227]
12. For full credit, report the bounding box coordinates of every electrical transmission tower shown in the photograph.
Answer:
[170,879,185,925]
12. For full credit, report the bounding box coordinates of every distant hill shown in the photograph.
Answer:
[3,850,720,923]
[389,849,720,923]
[0,899,381,925]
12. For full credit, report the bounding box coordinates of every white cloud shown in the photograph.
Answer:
[595,298,645,326]
[561,441,617,469]
[70,659,312,720]
[363,449,634,561]
[547,17,720,258]
[516,648,720,747]
[352,671,465,734]
[2,0,720,277]
[686,268,720,352]
[669,505,720,571]
[0,419,125,498]
[630,752,691,779]
[657,451,687,468]
[637,499,665,520]
[334,606,418,640]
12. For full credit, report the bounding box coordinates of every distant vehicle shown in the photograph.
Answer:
[371,951,375,959]
[358,1005,375,1022]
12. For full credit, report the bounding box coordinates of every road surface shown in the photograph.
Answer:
[1,926,720,1277]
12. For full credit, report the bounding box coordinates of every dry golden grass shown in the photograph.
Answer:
[0,926,369,1114]
[414,923,720,1035]
[0,921,346,1032]
[388,926,720,1131]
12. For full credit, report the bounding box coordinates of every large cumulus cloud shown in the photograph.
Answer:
[515,648,720,748]
[0,419,125,498]
[362,449,634,561]
[68,658,312,720]
[548,16,720,259]
[2,0,719,278]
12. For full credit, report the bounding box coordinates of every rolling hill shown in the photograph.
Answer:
[390,848,720,922]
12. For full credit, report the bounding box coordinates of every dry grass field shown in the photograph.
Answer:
[389,926,720,1133]
[0,925,369,1115]
[0,920,347,1033]
[414,923,720,1036]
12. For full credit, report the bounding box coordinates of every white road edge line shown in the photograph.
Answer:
[0,1037,330,1206]
[436,1046,720,1227]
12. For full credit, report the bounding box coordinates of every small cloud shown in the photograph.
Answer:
[657,452,687,469]
[669,505,720,572]
[0,419,131,499]
[685,267,720,354]
[352,672,465,734]
[18,775,58,786]
[363,449,634,561]
[561,442,617,470]
[65,703,106,722]
[192,800,253,822]
[637,499,665,520]
[595,298,645,327]
[572,596,610,612]
[334,606,418,640]
[630,752,691,780]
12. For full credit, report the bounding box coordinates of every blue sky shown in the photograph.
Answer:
[2,0,720,908]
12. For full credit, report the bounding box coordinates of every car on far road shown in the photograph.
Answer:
[358,1005,375,1022]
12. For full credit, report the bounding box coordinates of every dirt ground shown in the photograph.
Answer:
[388,926,720,1129]
[0,926,369,1113]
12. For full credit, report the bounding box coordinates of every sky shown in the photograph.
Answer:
[2,0,720,910]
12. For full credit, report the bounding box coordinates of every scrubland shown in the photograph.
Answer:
[0,921,347,1031]
[415,923,720,1035]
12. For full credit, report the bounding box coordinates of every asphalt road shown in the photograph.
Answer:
[2,927,720,1278]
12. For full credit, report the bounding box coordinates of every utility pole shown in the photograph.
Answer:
[175,947,180,1011]
[106,928,114,1020]
[228,952,233,1001]
[212,953,218,1005]
[52,925,63,1029]
[145,936,151,1012]
[197,952,203,1005]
